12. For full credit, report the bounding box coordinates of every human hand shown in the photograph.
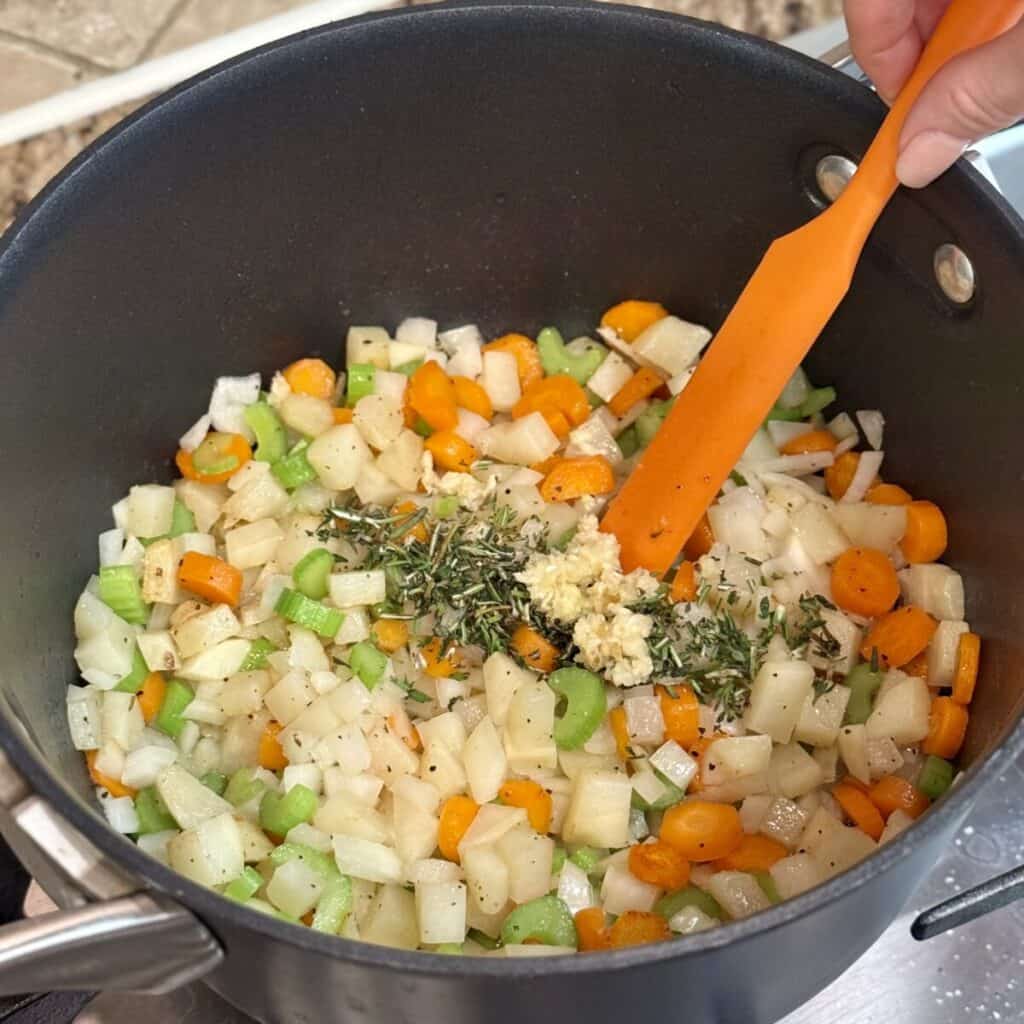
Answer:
[844,0,1024,187]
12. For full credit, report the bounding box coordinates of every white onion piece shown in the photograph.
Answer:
[841,450,885,504]
[765,420,814,448]
[828,412,858,442]
[856,410,885,450]
[179,413,211,453]
[833,435,859,456]
[755,452,835,477]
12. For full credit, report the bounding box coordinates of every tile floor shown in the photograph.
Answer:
[0,0,840,229]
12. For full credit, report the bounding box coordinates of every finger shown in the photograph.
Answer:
[844,0,925,102]
[896,17,1024,188]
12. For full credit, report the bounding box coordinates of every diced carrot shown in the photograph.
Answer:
[609,706,630,761]
[831,547,901,618]
[868,775,930,820]
[426,430,478,473]
[452,376,493,420]
[530,455,561,477]
[513,375,590,430]
[499,779,553,834]
[658,684,701,748]
[86,750,137,800]
[779,429,838,456]
[372,618,410,653]
[510,623,560,674]
[483,334,544,389]
[333,406,354,424]
[606,910,672,948]
[391,500,429,543]
[421,637,459,678]
[628,840,691,890]
[683,514,715,560]
[438,795,479,862]
[408,361,458,431]
[901,500,948,564]
[824,451,864,501]
[600,300,669,343]
[866,483,913,506]
[540,409,573,440]
[952,632,981,706]
[670,561,697,603]
[283,358,336,399]
[177,551,243,607]
[575,907,611,951]
[176,432,252,485]
[840,774,870,795]
[714,834,789,872]
[832,782,885,840]
[258,721,288,771]
[902,651,930,680]
[860,606,937,668]
[539,456,615,503]
[660,801,744,862]
[608,366,665,418]
[137,673,166,724]
[922,697,969,759]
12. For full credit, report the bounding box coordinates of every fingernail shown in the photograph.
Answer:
[896,131,968,189]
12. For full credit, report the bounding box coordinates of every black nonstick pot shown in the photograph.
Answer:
[0,4,1022,1023]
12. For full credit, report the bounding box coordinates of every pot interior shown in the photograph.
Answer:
[0,1,1021,814]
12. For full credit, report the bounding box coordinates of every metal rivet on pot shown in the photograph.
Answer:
[934,243,976,304]
[815,155,858,203]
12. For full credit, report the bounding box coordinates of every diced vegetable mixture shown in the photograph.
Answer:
[69,300,978,955]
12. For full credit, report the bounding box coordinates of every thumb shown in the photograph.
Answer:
[896,17,1024,188]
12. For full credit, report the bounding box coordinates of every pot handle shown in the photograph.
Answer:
[911,865,1024,940]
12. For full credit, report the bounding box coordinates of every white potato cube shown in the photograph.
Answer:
[744,660,815,743]
[631,316,711,377]
[927,620,969,688]
[308,425,373,490]
[707,871,771,920]
[898,565,964,621]
[126,485,176,539]
[865,675,931,745]
[792,684,851,748]
[562,769,632,848]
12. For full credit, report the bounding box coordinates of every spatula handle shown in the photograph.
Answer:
[840,0,1024,228]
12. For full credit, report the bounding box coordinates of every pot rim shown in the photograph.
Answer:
[2,0,1023,978]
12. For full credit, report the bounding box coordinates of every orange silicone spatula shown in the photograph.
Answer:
[602,0,1024,575]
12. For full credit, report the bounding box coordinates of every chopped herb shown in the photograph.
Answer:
[394,677,432,704]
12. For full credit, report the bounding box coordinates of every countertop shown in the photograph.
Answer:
[0,0,840,232]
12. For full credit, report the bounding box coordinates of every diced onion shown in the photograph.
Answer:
[840,449,884,504]
[856,410,885,450]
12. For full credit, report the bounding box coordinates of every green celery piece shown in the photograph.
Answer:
[168,499,196,538]
[224,866,264,903]
[271,442,318,491]
[98,565,149,624]
[269,843,340,880]
[225,767,267,808]
[434,495,459,518]
[350,640,389,689]
[500,895,577,949]
[154,679,194,739]
[413,416,433,438]
[192,434,239,477]
[260,784,318,837]
[466,928,500,951]
[134,787,177,834]
[799,386,836,418]
[244,402,288,464]
[550,847,567,875]
[755,871,781,904]
[244,898,296,922]
[918,755,954,800]
[311,875,353,935]
[114,645,149,693]
[843,663,884,725]
[275,588,344,639]
[654,885,723,921]
[201,771,228,796]
[766,405,805,423]
[346,363,376,406]
[635,397,675,449]
[394,359,424,377]
[568,847,606,873]
[536,327,608,385]
[631,771,685,812]
[240,637,278,672]
[617,424,640,459]
[548,668,606,749]
[434,943,464,955]
[292,548,334,601]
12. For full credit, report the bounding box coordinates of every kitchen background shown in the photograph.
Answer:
[0,0,841,231]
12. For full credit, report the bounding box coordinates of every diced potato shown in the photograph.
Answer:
[126,484,176,539]
[313,723,372,773]
[838,724,870,785]
[458,805,528,858]
[415,881,467,945]
[768,743,824,799]
[927,620,969,688]
[770,853,825,899]
[809,820,876,879]
[703,735,773,786]
[354,393,404,451]
[377,430,424,491]
[361,885,419,949]
[137,630,180,673]
[415,711,467,755]
[172,603,241,659]
[497,826,555,903]
[481,350,521,412]
[759,796,809,849]
[880,808,915,844]
[222,465,290,525]
[393,798,440,864]
[177,638,250,682]
[463,717,507,804]
[483,652,535,726]
[558,749,621,781]
[865,675,930,745]
[707,871,771,920]
[347,326,391,369]
[419,741,467,799]
[631,316,711,377]
[561,769,632,848]
[224,519,284,570]
[333,836,403,885]
[813,745,839,785]
[156,763,232,830]
[898,564,965,621]
[669,906,719,935]
[866,736,904,780]
[792,684,851,747]
[366,727,420,779]
[265,670,315,726]
[586,351,634,403]
[791,503,850,565]
[267,857,326,918]
[808,609,862,677]
[505,678,555,753]
[708,487,769,560]
[329,570,387,609]
[142,539,182,604]
[601,863,660,915]
[832,504,907,551]
[168,812,244,887]
[308,424,373,490]
[354,462,403,507]
[744,660,815,743]
[740,794,772,834]
[624,695,664,746]
[174,480,227,534]
[280,394,334,438]
[478,414,560,465]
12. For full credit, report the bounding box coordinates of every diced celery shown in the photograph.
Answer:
[536,327,607,385]
[918,755,954,800]
[635,398,675,449]
[500,895,577,948]
[548,668,605,750]
[168,500,196,539]
[617,425,640,459]
[799,386,836,418]
[225,767,267,808]
[272,442,318,491]
[292,548,334,601]
[244,403,288,464]
[434,495,459,518]
[349,641,388,689]
[275,588,344,639]
[134,786,177,834]
[154,679,194,739]
[631,771,685,811]
[467,928,499,950]
[551,847,567,874]
[843,663,884,725]
[394,359,424,377]
[260,784,317,837]
[311,875,353,935]
[269,842,339,880]
[755,871,781,904]
[225,866,264,903]
[654,885,723,920]
[240,637,277,672]
[98,565,149,624]
[568,847,606,873]
[114,645,150,693]
[434,943,464,955]
[201,771,228,796]
[346,363,376,406]
[192,433,240,477]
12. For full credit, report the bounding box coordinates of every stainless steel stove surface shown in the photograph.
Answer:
[74,753,1024,1024]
